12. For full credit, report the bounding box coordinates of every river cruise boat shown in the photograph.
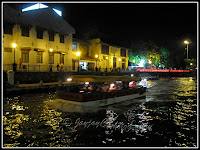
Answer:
[48,75,147,111]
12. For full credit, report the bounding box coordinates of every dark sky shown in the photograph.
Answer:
[7,2,198,59]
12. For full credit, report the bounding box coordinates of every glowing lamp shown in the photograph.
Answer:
[95,55,98,58]
[67,78,72,81]
[106,57,108,60]
[110,83,115,87]
[184,40,189,44]
[76,52,81,56]
[12,43,17,48]
[118,58,121,61]
[49,48,53,52]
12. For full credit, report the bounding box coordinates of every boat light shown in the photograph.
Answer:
[131,74,134,77]
[110,83,115,87]
[67,78,72,81]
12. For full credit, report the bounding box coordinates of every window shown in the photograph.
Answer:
[122,58,126,62]
[121,48,126,57]
[36,28,43,39]
[48,31,54,41]
[4,23,13,35]
[60,54,64,64]
[21,26,30,37]
[49,53,54,64]
[37,52,43,63]
[4,48,12,52]
[21,50,29,63]
[60,34,64,43]
[72,43,77,51]
[101,45,109,54]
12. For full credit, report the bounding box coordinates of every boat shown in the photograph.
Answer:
[47,75,147,112]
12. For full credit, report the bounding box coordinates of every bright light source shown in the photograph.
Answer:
[190,63,193,66]
[95,55,98,58]
[106,57,108,59]
[118,58,121,61]
[138,59,145,67]
[143,78,147,82]
[131,74,134,77]
[67,78,72,81]
[110,83,115,87]
[53,8,62,16]
[133,60,136,63]
[76,52,80,56]
[12,43,17,48]
[49,48,53,52]
[148,60,152,64]
[22,3,48,12]
[184,40,189,44]
[85,82,89,85]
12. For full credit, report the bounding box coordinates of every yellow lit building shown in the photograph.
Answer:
[3,4,129,73]
[73,38,129,72]
[3,4,75,72]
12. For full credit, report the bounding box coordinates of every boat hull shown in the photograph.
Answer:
[47,92,146,112]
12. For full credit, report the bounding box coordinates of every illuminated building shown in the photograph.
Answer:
[3,4,75,72]
[3,4,129,72]
[73,38,129,72]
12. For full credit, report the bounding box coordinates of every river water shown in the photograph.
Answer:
[3,77,197,147]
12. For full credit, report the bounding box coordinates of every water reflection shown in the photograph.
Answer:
[3,77,197,147]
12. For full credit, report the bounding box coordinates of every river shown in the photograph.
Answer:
[3,77,197,147]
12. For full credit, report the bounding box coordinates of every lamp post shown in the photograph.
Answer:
[106,56,108,72]
[95,55,98,72]
[12,43,17,72]
[76,51,81,72]
[184,40,190,60]
[148,59,152,69]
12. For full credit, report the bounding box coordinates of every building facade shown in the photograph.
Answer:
[73,38,129,72]
[3,4,76,72]
[3,4,129,73]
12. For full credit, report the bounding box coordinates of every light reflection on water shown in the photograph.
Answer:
[3,77,197,147]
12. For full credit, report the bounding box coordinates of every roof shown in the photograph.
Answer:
[3,4,75,35]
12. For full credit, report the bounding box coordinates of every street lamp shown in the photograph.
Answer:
[76,51,81,72]
[12,43,17,71]
[49,48,53,52]
[184,40,190,60]
[95,55,98,72]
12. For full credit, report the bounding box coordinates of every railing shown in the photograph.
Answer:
[3,64,75,72]
[3,64,127,72]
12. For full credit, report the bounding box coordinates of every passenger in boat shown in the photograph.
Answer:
[88,85,94,91]
[129,81,137,89]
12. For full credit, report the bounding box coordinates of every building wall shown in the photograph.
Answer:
[3,24,75,72]
[87,38,129,71]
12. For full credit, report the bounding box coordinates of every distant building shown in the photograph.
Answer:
[73,38,129,72]
[3,4,75,72]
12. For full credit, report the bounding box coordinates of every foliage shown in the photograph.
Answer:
[129,41,170,68]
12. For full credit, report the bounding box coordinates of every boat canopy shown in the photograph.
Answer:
[67,75,141,82]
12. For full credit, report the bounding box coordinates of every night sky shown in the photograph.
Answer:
[6,2,198,59]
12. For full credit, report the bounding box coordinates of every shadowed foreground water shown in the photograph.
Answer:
[3,77,197,147]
